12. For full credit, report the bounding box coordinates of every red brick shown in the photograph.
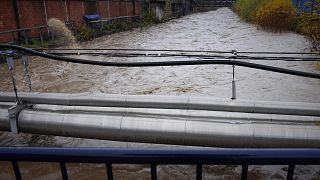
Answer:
[0,0,18,42]
[0,0,142,43]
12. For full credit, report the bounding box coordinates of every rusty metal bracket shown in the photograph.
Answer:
[8,102,31,133]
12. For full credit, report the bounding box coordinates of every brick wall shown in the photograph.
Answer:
[0,0,142,43]
[109,0,121,17]
[18,0,46,27]
[0,0,17,42]
[18,0,46,38]
[68,1,85,28]
[46,0,67,22]
[98,1,109,17]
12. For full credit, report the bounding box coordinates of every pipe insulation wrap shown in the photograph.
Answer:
[0,108,10,131]
[32,104,320,124]
[18,109,320,148]
[0,92,320,116]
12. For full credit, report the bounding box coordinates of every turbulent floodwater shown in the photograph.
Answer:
[0,8,320,179]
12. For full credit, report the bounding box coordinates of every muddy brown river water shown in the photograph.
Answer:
[0,8,319,179]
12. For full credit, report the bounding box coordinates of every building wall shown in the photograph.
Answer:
[18,1,45,27]
[109,0,121,17]
[68,1,86,28]
[0,0,142,43]
[46,0,67,23]
[0,0,17,42]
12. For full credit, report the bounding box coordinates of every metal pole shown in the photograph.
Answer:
[241,164,248,180]
[6,55,18,101]
[232,78,236,100]
[231,50,237,100]
[12,161,22,180]
[151,164,157,180]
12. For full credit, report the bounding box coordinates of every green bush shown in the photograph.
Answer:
[234,0,297,31]
[234,0,268,22]
[255,0,296,32]
[297,0,320,51]
[297,12,320,51]
[75,27,94,42]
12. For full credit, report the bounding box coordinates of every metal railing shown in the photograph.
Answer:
[0,26,48,45]
[0,147,320,180]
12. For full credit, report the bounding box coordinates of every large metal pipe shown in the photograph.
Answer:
[16,107,320,148]
[0,108,10,131]
[32,104,320,124]
[0,92,320,116]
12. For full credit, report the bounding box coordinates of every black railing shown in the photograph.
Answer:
[0,147,320,180]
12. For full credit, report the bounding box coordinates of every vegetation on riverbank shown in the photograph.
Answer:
[19,11,158,47]
[75,11,157,42]
[234,0,320,51]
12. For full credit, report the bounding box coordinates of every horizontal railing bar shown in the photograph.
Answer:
[0,45,319,79]
[0,26,47,35]
[0,148,319,165]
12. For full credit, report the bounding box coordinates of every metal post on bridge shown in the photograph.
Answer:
[5,50,31,133]
[5,50,19,102]
[231,50,237,100]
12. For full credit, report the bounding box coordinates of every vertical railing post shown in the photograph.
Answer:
[6,52,19,101]
[106,163,113,180]
[287,164,295,180]
[60,162,68,180]
[231,50,237,100]
[196,164,202,180]
[241,164,248,180]
[12,161,22,180]
[151,164,157,180]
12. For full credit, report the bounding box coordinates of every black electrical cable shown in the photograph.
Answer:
[45,52,320,61]
[1,44,320,79]
[35,48,320,55]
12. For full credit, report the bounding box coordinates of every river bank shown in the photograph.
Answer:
[234,0,320,51]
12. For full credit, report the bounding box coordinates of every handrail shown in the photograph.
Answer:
[0,147,319,180]
[0,147,319,164]
[0,26,47,35]
[1,44,320,79]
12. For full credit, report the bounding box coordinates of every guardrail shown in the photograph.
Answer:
[0,147,320,180]
[0,26,48,45]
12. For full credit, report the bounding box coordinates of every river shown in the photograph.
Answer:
[0,7,319,179]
